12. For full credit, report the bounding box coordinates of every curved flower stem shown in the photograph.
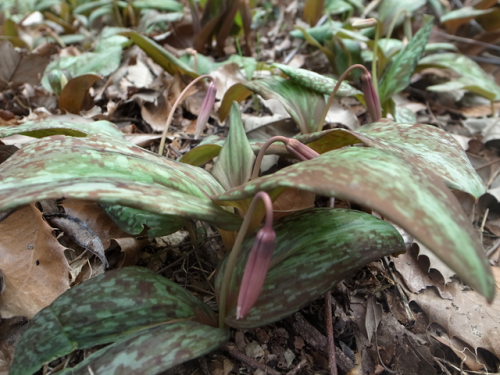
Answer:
[371,21,380,94]
[318,64,372,131]
[158,74,213,156]
[251,136,291,180]
[218,191,273,328]
[385,8,409,41]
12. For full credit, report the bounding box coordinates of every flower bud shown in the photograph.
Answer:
[285,139,320,161]
[361,73,382,122]
[195,79,217,139]
[237,226,276,320]
[352,18,377,29]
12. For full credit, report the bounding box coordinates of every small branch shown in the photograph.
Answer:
[325,291,338,375]
[222,344,281,375]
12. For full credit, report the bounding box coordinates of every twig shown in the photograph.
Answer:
[325,291,338,375]
[156,249,195,273]
[285,359,308,375]
[474,158,500,171]
[222,344,281,375]
[435,31,500,53]
[486,238,500,258]
[382,257,415,324]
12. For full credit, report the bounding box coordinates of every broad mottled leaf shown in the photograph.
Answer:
[212,103,255,190]
[212,147,495,301]
[216,208,405,328]
[220,76,326,134]
[295,121,485,198]
[378,15,433,104]
[356,121,485,198]
[102,204,186,237]
[41,45,122,93]
[0,177,241,230]
[440,7,494,34]
[418,53,500,100]
[378,0,426,34]
[0,119,124,139]
[130,32,198,78]
[10,267,218,375]
[59,322,229,375]
[273,63,362,97]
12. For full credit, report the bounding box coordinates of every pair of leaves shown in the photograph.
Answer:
[213,146,495,301]
[10,267,227,375]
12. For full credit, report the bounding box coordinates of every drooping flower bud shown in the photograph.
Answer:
[361,72,382,122]
[285,139,320,161]
[195,79,217,139]
[352,18,377,29]
[237,226,276,320]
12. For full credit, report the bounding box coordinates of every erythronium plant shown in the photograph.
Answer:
[1,88,495,374]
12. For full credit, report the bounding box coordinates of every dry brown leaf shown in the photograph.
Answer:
[410,267,500,360]
[141,90,171,132]
[272,188,316,219]
[392,243,455,299]
[58,74,102,114]
[0,205,70,319]
[0,41,50,91]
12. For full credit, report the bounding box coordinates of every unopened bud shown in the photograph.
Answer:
[285,139,320,161]
[236,226,276,320]
[352,18,377,29]
[361,73,382,121]
[195,79,217,139]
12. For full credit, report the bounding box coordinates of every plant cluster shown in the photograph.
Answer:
[0,0,497,374]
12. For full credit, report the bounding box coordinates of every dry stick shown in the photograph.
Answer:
[222,344,281,375]
[319,64,371,132]
[158,74,213,156]
[286,359,308,375]
[218,192,273,328]
[325,291,338,375]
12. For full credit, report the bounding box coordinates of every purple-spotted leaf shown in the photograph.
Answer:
[272,63,362,98]
[294,121,485,199]
[10,267,219,375]
[216,208,405,328]
[0,136,242,231]
[212,147,495,301]
[130,32,198,79]
[0,118,124,139]
[378,15,433,104]
[219,76,326,134]
[418,53,500,100]
[212,102,255,190]
[57,321,229,375]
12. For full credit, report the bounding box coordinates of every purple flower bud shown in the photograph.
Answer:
[195,79,217,139]
[285,139,320,161]
[237,226,276,320]
[361,73,382,122]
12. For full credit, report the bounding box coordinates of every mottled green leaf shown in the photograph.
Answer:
[273,63,362,97]
[212,103,255,190]
[220,76,326,134]
[427,77,498,102]
[212,147,495,301]
[378,0,426,34]
[378,15,433,104]
[59,322,228,375]
[394,107,417,124]
[217,208,404,328]
[424,43,459,52]
[41,45,122,93]
[0,119,124,139]
[440,7,494,33]
[418,53,500,100]
[180,137,224,166]
[102,204,186,237]
[0,136,242,230]
[10,267,218,375]
[130,32,198,78]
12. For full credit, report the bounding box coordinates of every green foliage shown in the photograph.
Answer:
[10,267,221,375]
[378,15,433,104]
[217,208,405,327]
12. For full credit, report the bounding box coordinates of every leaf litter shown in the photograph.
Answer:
[1,1,500,374]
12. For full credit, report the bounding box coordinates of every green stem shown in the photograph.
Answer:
[318,64,371,132]
[158,74,213,156]
[218,192,273,328]
[385,9,409,40]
